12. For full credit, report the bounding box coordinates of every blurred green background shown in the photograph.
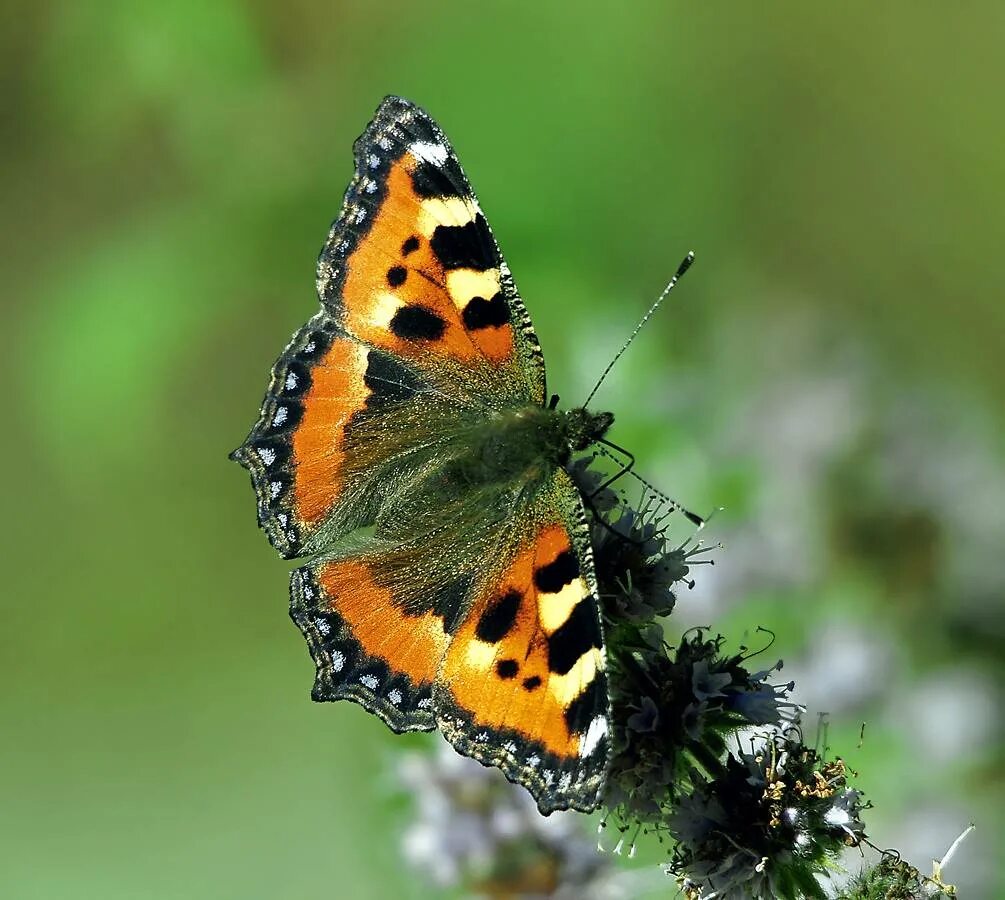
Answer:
[3,2,1002,898]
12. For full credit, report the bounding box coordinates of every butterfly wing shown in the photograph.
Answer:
[231,97,545,559]
[436,468,611,813]
[289,547,450,732]
[290,467,611,810]
[317,95,546,390]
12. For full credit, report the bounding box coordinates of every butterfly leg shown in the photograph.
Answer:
[592,437,636,496]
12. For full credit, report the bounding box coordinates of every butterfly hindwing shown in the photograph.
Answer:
[290,554,446,732]
[286,468,611,811]
[231,313,440,559]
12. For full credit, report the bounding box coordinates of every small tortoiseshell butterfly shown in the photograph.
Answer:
[232,96,628,813]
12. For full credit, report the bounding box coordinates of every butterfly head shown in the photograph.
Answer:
[562,407,614,453]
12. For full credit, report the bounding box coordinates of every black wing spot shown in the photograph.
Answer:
[387,266,407,287]
[401,236,420,256]
[461,292,509,330]
[496,659,519,679]
[547,599,601,675]
[534,550,580,593]
[522,675,542,691]
[411,157,467,199]
[564,675,605,734]
[429,216,495,271]
[389,305,447,341]
[475,589,521,643]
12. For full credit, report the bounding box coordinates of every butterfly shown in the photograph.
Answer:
[231,96,622,813]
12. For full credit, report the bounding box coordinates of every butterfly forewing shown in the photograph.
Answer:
[316,95,546,403]
[435,470,611,813]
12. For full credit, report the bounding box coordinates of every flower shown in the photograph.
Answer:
[568,456,706,625]
[397,739,640,898]
[603,626,800,826]
[390,447,976,899]
[665,725,867,900]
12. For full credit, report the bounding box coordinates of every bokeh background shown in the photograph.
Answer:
[3,3,1002,898]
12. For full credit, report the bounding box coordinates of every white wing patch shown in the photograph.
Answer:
[579,715,608,758]
[409,141,449,167]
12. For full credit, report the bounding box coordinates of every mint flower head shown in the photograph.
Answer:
[666,726,866,900]
[568,455,712,626]
[603,628,800,830]
[396,741,647,899]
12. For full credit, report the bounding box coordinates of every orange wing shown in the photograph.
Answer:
[234,98,611,810]
[230,318,434,558]
[436,510,611,814]
[288,470,611,810]
[290,553,454,732]
[316,96,545,399]
[232,97,546,559]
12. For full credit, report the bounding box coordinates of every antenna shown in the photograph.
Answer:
[583,250,695,408]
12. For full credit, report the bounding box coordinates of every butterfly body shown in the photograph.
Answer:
[436,405,613,491]
[233,97,616,813]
